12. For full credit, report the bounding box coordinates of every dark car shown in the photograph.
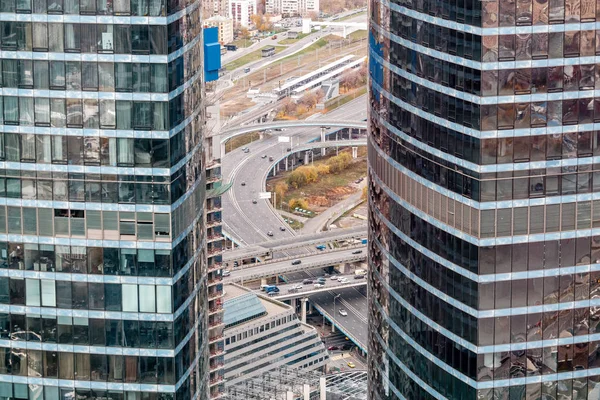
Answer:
[267,231,273,236]
[292,260,302,265]
[352,250,363,254]
[241,182,246,186]
[269,156,274,161]
[279,226,286,231]
[354,274,365,279]
[302,279,313,284]
[252,199,257,204]
[341,344,352,350]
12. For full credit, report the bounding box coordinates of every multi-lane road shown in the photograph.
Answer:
[222,96,367,245]
[223,247,366,282]
[221,12,368,84]
[309,287,368,350]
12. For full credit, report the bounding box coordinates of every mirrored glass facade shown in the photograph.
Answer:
[0,1,208,400]
[368,0,600,398]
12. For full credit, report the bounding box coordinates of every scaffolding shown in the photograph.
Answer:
[223,366,323,400]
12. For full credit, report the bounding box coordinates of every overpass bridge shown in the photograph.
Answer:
[223,248,366,283]
[302,19,368,38]
[219,120,367,144]
[223,226,367,263]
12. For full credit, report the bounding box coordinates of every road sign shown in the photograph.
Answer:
[278,136,290,142]
[259,192,272,199]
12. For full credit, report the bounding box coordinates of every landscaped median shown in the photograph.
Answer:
[224,46,286,71]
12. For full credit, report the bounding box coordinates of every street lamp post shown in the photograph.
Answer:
[332,294,341,333]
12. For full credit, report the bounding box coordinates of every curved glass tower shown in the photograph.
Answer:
[0,1,208,400]
[368,0,600,398]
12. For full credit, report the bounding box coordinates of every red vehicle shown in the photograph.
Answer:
[327,346,339,351]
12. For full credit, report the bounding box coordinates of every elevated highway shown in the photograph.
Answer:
[219,120,367,143]
[223,247,366,282]
[223,225,367,262]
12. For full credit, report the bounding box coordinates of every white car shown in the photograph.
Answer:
[338,277,348,283]
[222,270,230,277]
[338,309,348,316]
[293,284,303,290]
[330,276,338,280]
[314,283,324,288]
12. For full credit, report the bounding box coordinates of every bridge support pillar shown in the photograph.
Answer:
[352,146,358,159]
[220,142,226,157]
[259,131,264,140]
[285,157,289,171]
[308,302,313,314]
[261,277,267,286]
[300,298,307,323]
[320,128,326,156]
[290,297,297,311]
[343,26,347,38]
[337,263,347,274]
[304,151,310,165]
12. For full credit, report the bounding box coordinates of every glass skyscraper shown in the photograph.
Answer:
[368,0,600,398]
[0,2,209,400]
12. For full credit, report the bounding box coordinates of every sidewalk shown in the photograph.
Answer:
[277,209,309,223]
[300,180,367,234]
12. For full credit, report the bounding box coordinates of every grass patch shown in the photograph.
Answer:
[224,46,286,71]
[336,11,367,21]
[326,86,368,110]
[279,37,331,62]
[230,38,252,48]
[269,151,367,211]
[348,30,368,41]
[225,131,261,153]
[283,218,304,230]
[278,32,310,44]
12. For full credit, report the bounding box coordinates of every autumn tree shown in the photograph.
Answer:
[289,198,309,210]
[274,182,288,205]
[316,164,330,175]
[287,169,307,188]
[250,13,273,32]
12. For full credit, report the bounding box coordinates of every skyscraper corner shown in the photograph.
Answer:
[0,1,209,400]
[368,0,600,398]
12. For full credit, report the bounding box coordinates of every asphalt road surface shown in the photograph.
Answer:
[222,96,367,245]
[308,286,368,349]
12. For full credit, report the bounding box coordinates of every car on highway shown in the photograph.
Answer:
[269,156,274,161]
[241,181,246,186]
[252,199,257,204]
[222,270,230,277]
[243,67,251,73]
[292,284,303,290]
[292,260,302,265]
[327,346,339,351]
[268,292,278,296]
[314,283,324,288]
[287,287,298,293]
[330,275,338,280]
[267,231,273,236]
[354,274,365,279]
[302,279,313,284]
[352,250,363,254]
[286,147,292,152]
[272,35,277,39]
[347,362,355,368]
[274,128,286,131]
[261,154,268,159]
[243,148,250,153]
[339,309,348,316]
[338,277,349,283]
[279,226,286,231]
